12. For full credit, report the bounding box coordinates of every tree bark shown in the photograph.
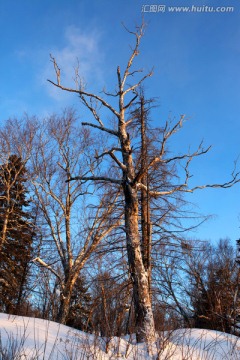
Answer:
[56,279,74,324]
[119,107,155,342]
[124,183,155,342]
[140,96,152,294]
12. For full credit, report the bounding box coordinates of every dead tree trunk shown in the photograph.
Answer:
[118,96,155,342]
[140,96,152,295]
[124,183,155,342]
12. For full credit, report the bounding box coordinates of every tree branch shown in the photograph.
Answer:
[48,78,120,118]
[187,174,240,192]
[80,94,104,127]
[95,148,123,159]
[32,257,62,282]
[95,148,126,171]
[124,94,138,110]
[67,176,122,184]
[137,171,240,197]
[109,152,126,171]
[82,122,118,137]
[121,23,145,90]
[123,71,153,96]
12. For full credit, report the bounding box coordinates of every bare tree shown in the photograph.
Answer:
[48,24,240,343]
[153,240,194,327]
[187,238,239,333]
[154,238,240,334]
[30,110,121,324]
[90,269,132,337]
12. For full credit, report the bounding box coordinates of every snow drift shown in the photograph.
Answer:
[0,313,240,359]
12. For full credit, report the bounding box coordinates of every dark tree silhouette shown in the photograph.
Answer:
[0,155,34,314]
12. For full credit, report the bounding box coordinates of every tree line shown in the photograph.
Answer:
[0,24,239,344]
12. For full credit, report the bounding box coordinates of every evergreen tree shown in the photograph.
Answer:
[66,275,92,331]
[0,155,34,314]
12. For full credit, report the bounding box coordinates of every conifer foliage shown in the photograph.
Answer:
[66,275,92,332]
[0,155,34,314]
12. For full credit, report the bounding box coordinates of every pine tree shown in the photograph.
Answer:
[66,275,92,331]
[0,155,34,314]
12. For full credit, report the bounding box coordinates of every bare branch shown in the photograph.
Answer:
[82,122,118,137]
[48,79,120,118]
[121,23,145,90]
[137,171,240,197]
[117,65,121,90]
[123,71,153,96]
[132,115,187,185]
[95,148,126,171]
[73,58,81,89]
[32,257,62,282]
[50,54,61,85]
[67,175,122,184]
[164,144,211,165]
[187,174,240,192]
[124,94,138,110]
[80,94,104,127]
[128,69,144,77]
[109,151,127,171]
[137,182,187,196]
[95,147,123,159]
[101,87,119,97]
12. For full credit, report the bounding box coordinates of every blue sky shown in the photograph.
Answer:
[0,0,239,244]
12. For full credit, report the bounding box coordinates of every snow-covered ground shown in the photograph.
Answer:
[0,313,240,359]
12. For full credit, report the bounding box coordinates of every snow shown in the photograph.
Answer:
[0,313,240,359]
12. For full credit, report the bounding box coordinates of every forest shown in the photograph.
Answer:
[0,24,240,347]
